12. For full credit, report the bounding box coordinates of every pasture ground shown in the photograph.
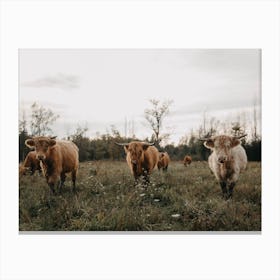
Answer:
[19,161,261,231]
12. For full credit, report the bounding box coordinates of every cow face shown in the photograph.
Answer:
[204,136,240,164]
[25,137,56,161]
[124,142,150,166]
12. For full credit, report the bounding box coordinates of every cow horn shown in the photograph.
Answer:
[50,136,57,139]
[235,134,247,139]
[114,142,129,146]
[143,142,154,146]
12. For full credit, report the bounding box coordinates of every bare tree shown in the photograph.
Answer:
[179,135,189,146]
[144,99,173,146]
[231,122,244,137]
[198,113,218,138]
[19,110,28,134]
[30,102,59,136]
[252,103,260,141]
[68,124,89,161]
[19,110,29,161]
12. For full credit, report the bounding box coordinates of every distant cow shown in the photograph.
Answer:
[25,136,79,193]
[19,151,41,176]
[115,141,159,184]
[202,135,247,199]
[157,152,170,171]
[183,155,192,166]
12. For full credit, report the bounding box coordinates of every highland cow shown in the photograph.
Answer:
[203,135,247,198]
[25,136,79,193]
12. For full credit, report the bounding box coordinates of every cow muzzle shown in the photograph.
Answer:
[131,160,137,165]
[37,154,46,161]
[218,156,227,164]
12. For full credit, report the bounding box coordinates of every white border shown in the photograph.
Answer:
[1,1,279,280]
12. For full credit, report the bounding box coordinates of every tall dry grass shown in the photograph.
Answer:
[19,161,261,231]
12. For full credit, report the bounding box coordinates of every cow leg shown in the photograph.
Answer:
[219,181,228,198]
[48,182,55,194]
[48,175,59,194]
[145,176,150,184]
[227,172,239,199]
[133,173,140,185]
[227,182,236,199]
[30,163,35,175]
[142,169,150,186]
[71,170,77,192]
[143,174,150,186]
[59,173,66,193]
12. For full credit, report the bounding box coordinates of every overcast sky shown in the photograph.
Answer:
[19,49,261,144]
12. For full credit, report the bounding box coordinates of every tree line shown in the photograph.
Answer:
[19,101,261,162]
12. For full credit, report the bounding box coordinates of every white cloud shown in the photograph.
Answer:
[21,73,80,90]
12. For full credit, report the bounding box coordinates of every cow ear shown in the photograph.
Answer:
[204,139,214,149]
[231,138,240,147]
[25,139,35,149]
[49,139,56,146]
[124,145,129,153]
[142,144,150,150]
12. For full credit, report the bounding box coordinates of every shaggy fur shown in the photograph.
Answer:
[204,135,247,198]
[183,155,192,166]
[25,137,79,193]
[19,151,41,176]
[157,152,170,171]
[117,141,159,183]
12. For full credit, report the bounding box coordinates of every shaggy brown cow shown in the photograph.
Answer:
[25,136,79,193]
[115,141,159,183]
[19,151,41,176]
[183,155,192,166]
[202,134,247,199]
[157,152,170,171]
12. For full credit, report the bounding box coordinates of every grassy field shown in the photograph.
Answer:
[19,161,261,231]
